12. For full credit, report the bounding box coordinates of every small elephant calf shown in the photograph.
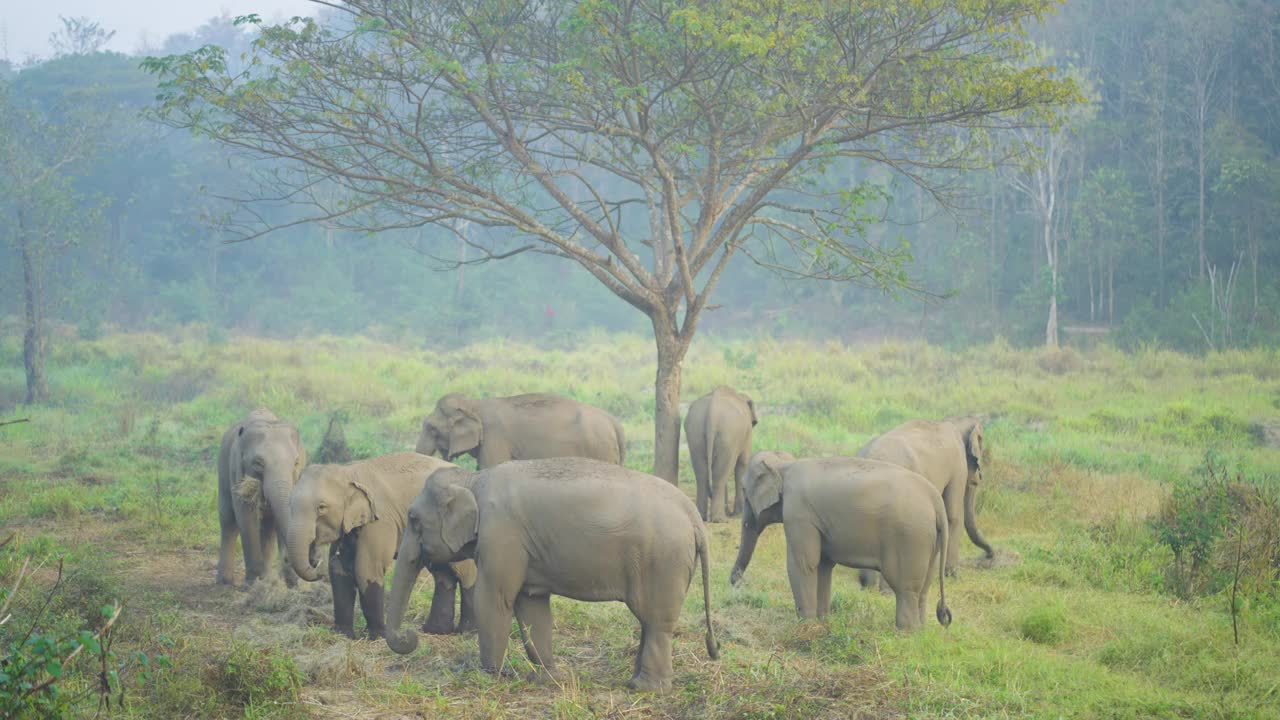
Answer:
[286,452,476,639]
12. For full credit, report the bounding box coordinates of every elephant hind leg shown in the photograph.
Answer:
[514,593,560,681]
[893,587,923,631]
[627,621,674,693]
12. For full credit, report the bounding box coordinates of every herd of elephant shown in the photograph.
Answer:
[214,387,994,692]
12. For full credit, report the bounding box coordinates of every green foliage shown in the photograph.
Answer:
[1019,603,1069,645]
[213,641,304,718]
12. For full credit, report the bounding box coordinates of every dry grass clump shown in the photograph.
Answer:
[1036,345,1085,375]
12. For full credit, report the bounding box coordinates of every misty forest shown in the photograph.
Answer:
[2,1,1279,718]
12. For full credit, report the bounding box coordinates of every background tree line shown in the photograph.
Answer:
[2,1,1278,368]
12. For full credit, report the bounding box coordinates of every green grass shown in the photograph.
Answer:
[2,329,1279,718]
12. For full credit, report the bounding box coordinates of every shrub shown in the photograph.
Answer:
[1036,346,1085,375]
[1151,453,1280,609]
[212,641,304,718]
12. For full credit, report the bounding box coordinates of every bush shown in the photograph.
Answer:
[212,641,304,718]
[1151,453,1280,607]
[1036,346,1085,375]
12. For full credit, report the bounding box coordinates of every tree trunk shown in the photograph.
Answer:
[1088,257,1095,322]
[651,311,688,485]
[19,207,48,405]
[1197,106,1207,280]
[1108,256,1115,326]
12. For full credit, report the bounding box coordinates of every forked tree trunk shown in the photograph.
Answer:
[19,207,48,405]
[651,311,689,485]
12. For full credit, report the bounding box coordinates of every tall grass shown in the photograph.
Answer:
[1,329,1278,718]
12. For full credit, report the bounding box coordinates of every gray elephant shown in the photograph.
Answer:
[856,416,993,587]
[684,386,757,523]
[384,458,719,693]
[416,392,626,468]
[730,451,951,631]
[216,408,305,588]
[286,452,477,639]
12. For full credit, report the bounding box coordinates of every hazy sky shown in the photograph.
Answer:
[2,0,317,61]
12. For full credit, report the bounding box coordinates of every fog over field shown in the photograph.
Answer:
[2,1,1278,718]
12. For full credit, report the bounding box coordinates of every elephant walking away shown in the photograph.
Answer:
[856,416,994,587]
[416,392,626,468]
[685,386,757,523]
[216,408,306,588]
[731,451,951,631]
[384,458,719,693]
[287,452,476,639]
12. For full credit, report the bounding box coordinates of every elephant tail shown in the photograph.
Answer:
[935,502,953,628]
[697,526,720,659]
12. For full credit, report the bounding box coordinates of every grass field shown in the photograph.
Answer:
[2,328,1279,719]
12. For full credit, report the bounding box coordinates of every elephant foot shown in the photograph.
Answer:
[365,626,386,641]
[626,673,672,693]
[333,624,357,639]
[421,619,457,635]
[524,664,566,684]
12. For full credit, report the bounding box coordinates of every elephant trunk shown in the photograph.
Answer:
[286,513,322,582]
[262,467,294,549]
[730,505,763,585]
[385,535,423,655]
[964,471,995,559]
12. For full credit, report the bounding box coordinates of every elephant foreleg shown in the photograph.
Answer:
[941,483,963,576]
[514,593,560,681]
[216,492,239,586]
[474,575,516,675]
[816,558,835,619]
[422,567,458,634]
[238,506,266,585]
[784,524,822,620]
[458,583,477,633]
[358,579,386,640]
[329,539,357,638]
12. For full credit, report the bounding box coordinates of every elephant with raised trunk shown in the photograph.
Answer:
[286,452,476,639]
[216,408,305,588]
[685,386,757,523]
[731,451,951,631]
[856,415,994,587]
[416,392,626,468]
[385,458,719,693]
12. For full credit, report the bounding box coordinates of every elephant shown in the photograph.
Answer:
[730,451,951,631]
[416,392,626,468]
[384,457,719,693]
[684,386,757,523]
[216,408,306,588]
[286,452,477,639]
[856,415,994,587]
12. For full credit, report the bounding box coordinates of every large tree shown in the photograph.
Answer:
[145,0,1076,481]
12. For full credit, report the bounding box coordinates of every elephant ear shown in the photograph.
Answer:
[747,456,784,515]
[746,397,759,427]
[446,407,483,460]
[450,559,478,589]
[342,481,378,534]
[438,485,479,555]
[965,423,985,471]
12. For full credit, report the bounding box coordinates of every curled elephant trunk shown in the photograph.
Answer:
[964,473,995,559]
[385,534,423,655]
[730,505,762,585]
[286,516,323,582]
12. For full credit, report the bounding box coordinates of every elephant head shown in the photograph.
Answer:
[286,464,380,582]
[416,394,483,461]
[232,414,305,551]
[730,450,794,585]
[385,467,478,654]
[947,415,995,559]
